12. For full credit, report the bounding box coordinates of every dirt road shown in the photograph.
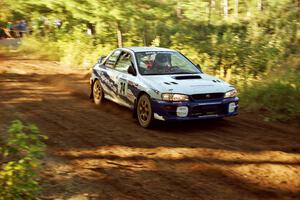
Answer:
[0,55,299,200]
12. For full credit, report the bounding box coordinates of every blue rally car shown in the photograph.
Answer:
[90,47,238,127]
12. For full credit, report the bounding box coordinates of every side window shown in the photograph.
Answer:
[105,50,121,68]
[115,52,132,72]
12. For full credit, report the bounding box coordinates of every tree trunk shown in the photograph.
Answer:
[297,0,300,13]
[143,26,147,46]
[211,0,216,8]
[176,0,182,19]
[257,0,263,11]
[234,0,239,18]
[225,67,232,82]
[208,0,212,23]
[223,0,228,20]
[116,21,123,48]
[208,0,216,23]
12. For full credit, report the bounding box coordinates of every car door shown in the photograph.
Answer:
[113,51,137,108]
[99,49,121,100]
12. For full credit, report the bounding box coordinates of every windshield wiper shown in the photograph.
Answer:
[142,73,163,75]
[142,72,201,75]
[171,72,200,75]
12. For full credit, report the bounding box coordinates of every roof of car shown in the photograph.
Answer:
[125,46,176,53]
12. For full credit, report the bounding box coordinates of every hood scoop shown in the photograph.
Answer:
[172,75,202,80]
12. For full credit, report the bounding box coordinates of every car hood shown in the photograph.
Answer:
[141,74,234,95]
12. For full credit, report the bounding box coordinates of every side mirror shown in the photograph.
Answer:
[196,64,202,72]
[97,55,106,64]
[127,64,137,76]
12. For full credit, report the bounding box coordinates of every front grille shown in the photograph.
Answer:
[191,104,227,116]
[191,93,224,101]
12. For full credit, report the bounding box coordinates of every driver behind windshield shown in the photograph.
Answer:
[136,51,200,75]
[152,53,171,71]
[138,53,172,74]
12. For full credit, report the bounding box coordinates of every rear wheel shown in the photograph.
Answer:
[93,79,103,105]
[137,94,154,128]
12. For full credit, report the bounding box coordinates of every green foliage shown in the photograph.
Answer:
[17,37,61,61]
[0,120,47,200]
[240,64,300,121]
[17,36,114,68]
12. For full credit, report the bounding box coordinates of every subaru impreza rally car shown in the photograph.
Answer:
[90,47,238,127]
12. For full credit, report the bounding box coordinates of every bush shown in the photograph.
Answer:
[13,36,114,69]
[240,70,300,121]
[0,120,47,200]
[17,37,61,61]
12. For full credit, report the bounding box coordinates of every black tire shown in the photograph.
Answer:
[137,94,154,128]
[93,79,104,105]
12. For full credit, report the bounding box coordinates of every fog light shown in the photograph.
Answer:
[228,102,236,113]
[176,106,188,117]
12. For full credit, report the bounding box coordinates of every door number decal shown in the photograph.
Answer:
[119,79,127,96]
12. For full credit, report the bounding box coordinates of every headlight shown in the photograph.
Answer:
[161,93,189,101]
[224,89,237,98]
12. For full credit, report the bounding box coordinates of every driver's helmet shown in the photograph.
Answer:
[152,53,171,69]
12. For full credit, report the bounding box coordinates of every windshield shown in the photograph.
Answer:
[135,51,201,75]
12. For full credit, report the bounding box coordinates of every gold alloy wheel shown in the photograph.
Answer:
[137,94,153,127]
[93,80,103,105]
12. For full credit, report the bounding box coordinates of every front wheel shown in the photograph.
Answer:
[137,94,154,128]
[93,79,104,105]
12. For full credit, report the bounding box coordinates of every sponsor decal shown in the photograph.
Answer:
[128,80,139,87]
[143,51,172,55]
[151,88,160,94]
[118,78,128,96]
[100,71,118,94]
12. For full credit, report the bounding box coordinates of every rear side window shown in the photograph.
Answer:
[115,52,132,72]
[105,50,121,68]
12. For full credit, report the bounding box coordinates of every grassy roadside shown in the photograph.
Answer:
[239,71,300,121]
[15,36,112,68]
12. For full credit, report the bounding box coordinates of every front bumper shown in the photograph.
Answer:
[151,97,239,121]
